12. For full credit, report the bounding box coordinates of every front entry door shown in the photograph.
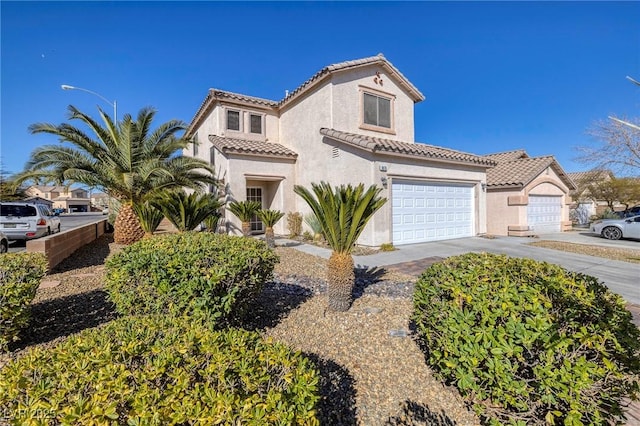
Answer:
[247,187,263,233]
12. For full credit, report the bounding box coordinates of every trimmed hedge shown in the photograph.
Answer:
[412,252,640,426]
[105,232,279,324]
[0,252,48,351]
[0,315,320,424]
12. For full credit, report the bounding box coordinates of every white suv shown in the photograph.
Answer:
[0,202,61,241]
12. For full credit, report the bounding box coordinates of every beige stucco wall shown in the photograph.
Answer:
[330,65,416,142]
[487,167,573,236]
[220,154,296,236]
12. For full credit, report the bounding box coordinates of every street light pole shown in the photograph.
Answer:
[61,84,117,121]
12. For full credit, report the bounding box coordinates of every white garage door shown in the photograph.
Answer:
[527,195,562,233]
[392,181,474,245]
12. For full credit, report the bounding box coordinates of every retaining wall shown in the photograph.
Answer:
[26,219,109,269]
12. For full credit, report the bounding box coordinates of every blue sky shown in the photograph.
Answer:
[1,1,638,177]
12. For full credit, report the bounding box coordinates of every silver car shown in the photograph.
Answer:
[0,202,62,241]
[591,214,640,240]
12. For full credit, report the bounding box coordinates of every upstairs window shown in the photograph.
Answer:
[193,132,199,156]
[227,110,240,131]
[250,114,262,134]
[363,93,391,128]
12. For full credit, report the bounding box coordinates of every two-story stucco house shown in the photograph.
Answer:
[25,185,91,213]
[185,54,496,246]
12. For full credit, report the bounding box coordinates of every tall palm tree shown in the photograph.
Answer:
[256,209,285,248]
[151,190,224,232]
[14,105,217,244]
[228,200,261,236]
[294,182,386,312]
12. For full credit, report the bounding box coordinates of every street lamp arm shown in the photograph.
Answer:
[61,84,117,120]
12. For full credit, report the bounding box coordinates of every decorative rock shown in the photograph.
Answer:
[388,329,408,338]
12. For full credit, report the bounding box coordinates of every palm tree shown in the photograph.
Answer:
[256,209,285,248]
[294,182,386,312]
[13,105,217,244]
[151,190,224,232]
[132,201,164,238]
[228,200,261,236]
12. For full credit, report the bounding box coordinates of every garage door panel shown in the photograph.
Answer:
[527,195,561,233]
[392,181,474,244]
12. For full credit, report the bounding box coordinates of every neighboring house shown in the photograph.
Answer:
[91,192,111,209]
[22,196,53,208]
[483,150,576,236]
[25,185,91,213]
[185,54,496,246]
[567,170,623,222]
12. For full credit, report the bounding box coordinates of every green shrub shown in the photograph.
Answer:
[0,315,320,425]
[0,252,48,351]
[379,242,395,252]
[105,232,279,324]
[412,252,640,426]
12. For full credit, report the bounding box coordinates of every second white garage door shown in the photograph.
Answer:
[527,195,562,233]
[392,181,474,245]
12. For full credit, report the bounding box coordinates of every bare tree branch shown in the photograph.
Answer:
[574,117,640,176]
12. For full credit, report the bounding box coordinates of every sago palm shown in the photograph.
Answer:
[256,209,285,248]
[151,190,224,232]
[132,201,164,238]
[294,182,386,312]
[228,200,261,236]
[14,105,217,244]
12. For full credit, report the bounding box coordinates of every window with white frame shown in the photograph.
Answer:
[250,114,262,134]
[227,110,240,131]
[363,92,392,129]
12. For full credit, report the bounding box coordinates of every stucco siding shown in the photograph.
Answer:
[486,190,523,235]
[221,155,295,236]
[331,65,416,142]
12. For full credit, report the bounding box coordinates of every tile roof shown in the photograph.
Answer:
[567,170,612,185]
[208,135,297,159]
[320,128,496,167]
[279,54,425,107]
[483,150,529,163]
[209,89,278,107]
[486,156,576,190]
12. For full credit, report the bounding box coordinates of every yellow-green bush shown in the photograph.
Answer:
[105,232,279,325]
[412,252,640,426]
[0,315,320,425]
[0,252,47,351]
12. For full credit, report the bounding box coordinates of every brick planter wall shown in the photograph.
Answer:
[26,219,108,269]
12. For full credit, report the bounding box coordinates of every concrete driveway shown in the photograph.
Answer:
[348,230,639,305]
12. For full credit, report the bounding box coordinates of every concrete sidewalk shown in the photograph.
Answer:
[276,232,640,305]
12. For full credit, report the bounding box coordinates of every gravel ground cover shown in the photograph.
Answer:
[527,240,640,264]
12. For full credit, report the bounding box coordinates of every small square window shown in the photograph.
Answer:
[227,110,240,131]
[250,114,262,134]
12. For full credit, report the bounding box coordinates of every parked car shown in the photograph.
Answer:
[591,214,640,240]
[0,202,62,241]
[618,205,640,218]
[52,207,67,215]
[0,231,8,253]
